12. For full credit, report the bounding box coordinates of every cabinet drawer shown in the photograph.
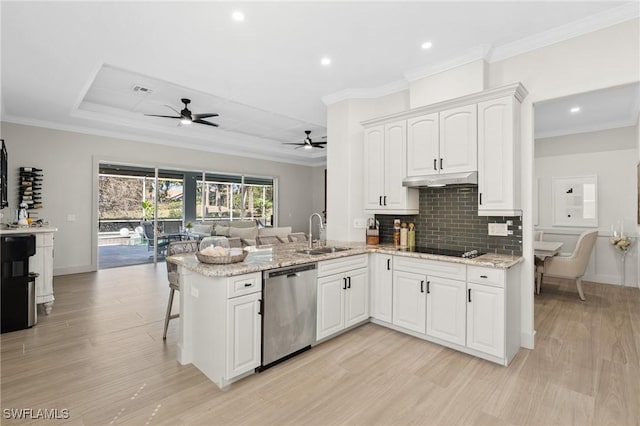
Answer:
[467,266,505,288]
[318,254,368,278]
[393,256,466,281]
[227,272,262,298]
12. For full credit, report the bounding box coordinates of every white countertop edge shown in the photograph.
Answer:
[0,226,58,234]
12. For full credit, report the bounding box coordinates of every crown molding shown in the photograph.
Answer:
[321,79,408,106]
[404,44,493,83]
[491,3,640,63]
[1,115,324,167]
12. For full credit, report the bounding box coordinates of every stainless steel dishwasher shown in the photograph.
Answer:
[260,263,317,369]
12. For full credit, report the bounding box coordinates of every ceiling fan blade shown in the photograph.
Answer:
[312,141,327,145]
[194,113,219,119]
[294,145,305,149]
[145,114,181,119]
[165,105,182,115]
[282,143,303,145]
[314,145,325,149]
[192,119,219,127]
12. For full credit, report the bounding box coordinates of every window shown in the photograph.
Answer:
[196,174,275,225]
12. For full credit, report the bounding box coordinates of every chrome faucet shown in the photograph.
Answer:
[309,212,324,249]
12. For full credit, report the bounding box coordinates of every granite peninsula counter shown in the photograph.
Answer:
[167,241,523,276]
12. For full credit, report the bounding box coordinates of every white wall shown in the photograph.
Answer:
[0,122,322,275]
[326,91,409,242]
[535,125,638,286]
[409,59,488,108]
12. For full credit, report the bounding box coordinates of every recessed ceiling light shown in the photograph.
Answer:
[421,41,433,50]
[570,107,581,114]
[321,57,331,66]
[232,11,245,22]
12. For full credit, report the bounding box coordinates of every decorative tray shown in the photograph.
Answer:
[195,250,248,264]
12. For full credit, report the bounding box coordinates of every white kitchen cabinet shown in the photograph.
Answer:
[226,292,262,378]
[438,104,477,174]
[466,282,504,358]
[177,270,262,389]
[363,121,418,214]
[478,95,521,215]
[392,269,426,334]
[425,276,466,346]
[466,265,521,364]
[406,113,440,177]
[29,232,55,314]
[370,253,393,323]
[317,255,369,340]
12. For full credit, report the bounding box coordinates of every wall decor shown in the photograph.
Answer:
[552,175,598,227]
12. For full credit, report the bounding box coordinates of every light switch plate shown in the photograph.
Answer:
[488,223,509,236]
[191,287,199,298]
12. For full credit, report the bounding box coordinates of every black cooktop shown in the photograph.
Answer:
[398,247,483,258]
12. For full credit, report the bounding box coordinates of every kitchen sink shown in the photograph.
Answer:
[296,247,351,256]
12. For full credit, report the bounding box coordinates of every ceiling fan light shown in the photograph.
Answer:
[181,118,192,125]
[304,144,312,150]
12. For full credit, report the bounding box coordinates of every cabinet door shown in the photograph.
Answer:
[407,114,440,177]
[384,120,407,209]
[317,274,346,340]
[29,246,45,302]
[426,277,466,346]
[370,254,393,322]
[392,270,426,334]
[478,96,518,213]
[439,104,477,173]
[466,283,505,358]
[364,125,386,210]
[226,292,261,378]
[345,268,369,327]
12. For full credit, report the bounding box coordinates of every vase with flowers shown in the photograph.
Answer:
[610,222,634,286]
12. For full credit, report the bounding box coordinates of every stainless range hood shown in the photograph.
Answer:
[402,171,478,188]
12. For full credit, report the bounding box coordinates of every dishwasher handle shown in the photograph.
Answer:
[287,273,300,278]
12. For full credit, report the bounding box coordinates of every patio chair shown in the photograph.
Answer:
[163,240,200,339]
[141,221,170,257]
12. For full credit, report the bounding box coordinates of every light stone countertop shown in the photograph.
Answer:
[168,241,524,277]
[0,226,58,235]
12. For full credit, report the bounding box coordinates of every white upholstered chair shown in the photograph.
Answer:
[536,230,597,300]
[163,240,200,339]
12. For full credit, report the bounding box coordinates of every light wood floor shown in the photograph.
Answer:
[1,265,639,425]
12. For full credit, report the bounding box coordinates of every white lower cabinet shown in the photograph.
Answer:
[178,270,262,389]
[226,292,262,378]
[392,270,426,334]
[466,282,504,357]
[29,232,55,312]
[317,255,369,341]
[370,254,393,322]
[426,276,466,346]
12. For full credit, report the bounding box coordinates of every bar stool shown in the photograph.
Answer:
[163,240,200,340]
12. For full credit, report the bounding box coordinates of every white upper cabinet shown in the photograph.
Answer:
[406,113,439,177]
[439,104,477,174]
[477,96,521,216]
[363,121,418,214]
[406,105,477,178]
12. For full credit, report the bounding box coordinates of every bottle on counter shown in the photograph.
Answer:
[408,223,416,248]
[393,219,401,247]
[400,222,408,247]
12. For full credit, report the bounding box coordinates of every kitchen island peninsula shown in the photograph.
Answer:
[168,241,523,389]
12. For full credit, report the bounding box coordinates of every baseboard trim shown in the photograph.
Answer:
[54,265,96,276]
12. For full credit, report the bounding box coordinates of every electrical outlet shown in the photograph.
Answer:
[67,214,76,222]
[488,223,509,236]
[191,287,199,298]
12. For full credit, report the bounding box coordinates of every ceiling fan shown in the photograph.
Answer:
[283,130,327,150]
[145,98,219,127]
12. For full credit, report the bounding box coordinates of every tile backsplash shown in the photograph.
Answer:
[375,185,522,255]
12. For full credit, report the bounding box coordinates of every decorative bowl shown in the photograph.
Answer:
[195,250,247,264]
